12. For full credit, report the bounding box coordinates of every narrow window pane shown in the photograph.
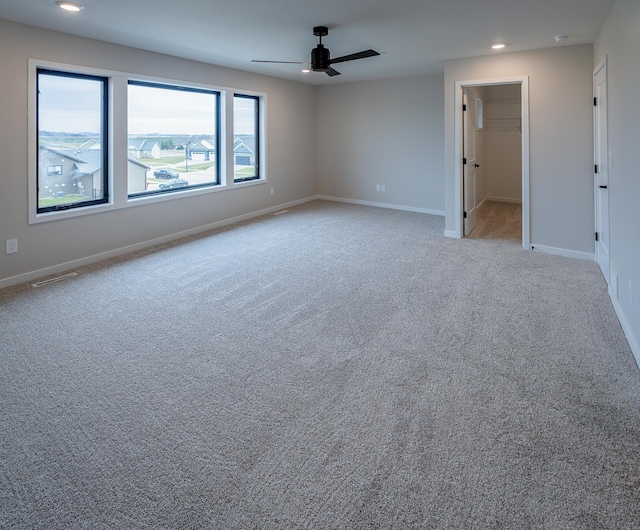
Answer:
[37,70,108,212]
[128,82,219,196]
[234,95,259,182]
[477,98,484,129]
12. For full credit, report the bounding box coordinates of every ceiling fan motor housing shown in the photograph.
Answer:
[311,44,330,71]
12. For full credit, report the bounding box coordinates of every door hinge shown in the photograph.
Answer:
[463,211,468,219]
[594,97,597,106]
[463,157,467,165]
[463,104,467,111]
[595,232,599,241]
[594,164,598,173]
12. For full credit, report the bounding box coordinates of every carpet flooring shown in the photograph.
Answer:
[1,200,639,529]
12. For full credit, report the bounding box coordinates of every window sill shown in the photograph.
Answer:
[29,177,267,225]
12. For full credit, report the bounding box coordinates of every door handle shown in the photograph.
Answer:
[599,185,608,189]
[474,164,480,168]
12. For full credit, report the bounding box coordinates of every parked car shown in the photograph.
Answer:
[159,178,189,189]
[153,169,179,179]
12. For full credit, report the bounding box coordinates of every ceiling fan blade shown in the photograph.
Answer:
[329,49,380,65]
[325,67,341,77]
[251,60,308,64]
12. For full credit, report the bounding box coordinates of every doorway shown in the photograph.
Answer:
[453,76,530,248]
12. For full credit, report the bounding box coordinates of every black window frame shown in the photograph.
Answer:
[127,80,221,198]
[36,68,109,213]
[233,94,260,183]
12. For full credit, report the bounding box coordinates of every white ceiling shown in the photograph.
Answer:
[0,0,615,85]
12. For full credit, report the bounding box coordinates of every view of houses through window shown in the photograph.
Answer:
[34,65,263,217]
[127,82,220,196]
[233,95,259,183]
[36,69,108,213]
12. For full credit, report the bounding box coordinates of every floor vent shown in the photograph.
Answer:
[32,272,78,288]
[273,210,289,216]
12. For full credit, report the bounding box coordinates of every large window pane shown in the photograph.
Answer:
[37,70,108,212]
[234,95,259,182]
[128,82,219,196]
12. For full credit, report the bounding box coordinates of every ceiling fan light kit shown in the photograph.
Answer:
[253,25,380,77]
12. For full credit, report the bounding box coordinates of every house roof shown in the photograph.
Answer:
[188,139,215,152]
[40,146,86,164]
[78,139,101,150]
[234,136,255,155]
[69,150,103,175]
[136,140,160,150]
[40,146,149,173]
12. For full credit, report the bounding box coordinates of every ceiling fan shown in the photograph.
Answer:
[252,26,380,77]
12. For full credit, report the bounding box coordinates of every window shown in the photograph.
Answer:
[30,60,266,224]
[127,82,220,196]
[36,69,108,212]
[477,98,484,130]
[234,95,260,182]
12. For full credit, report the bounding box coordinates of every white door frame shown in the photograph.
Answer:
[453,76,530,248]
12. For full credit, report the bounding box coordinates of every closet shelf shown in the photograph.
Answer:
[484,118,521,131]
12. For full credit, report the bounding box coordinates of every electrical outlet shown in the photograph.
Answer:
[6,239,18,254]
[270,187,274,196]
[380,184,385,192]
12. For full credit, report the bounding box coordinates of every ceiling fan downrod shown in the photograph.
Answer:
[311,26,330,71]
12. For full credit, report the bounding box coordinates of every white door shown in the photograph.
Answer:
[594,60,610,282]
[463,90,478,235]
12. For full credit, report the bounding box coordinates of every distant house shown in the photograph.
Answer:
[39,147,103,200]
[234,136,255,166]
[186,139,215,162]
[39,146,149,198]
[128,158,151,194]
[130,140,160,159]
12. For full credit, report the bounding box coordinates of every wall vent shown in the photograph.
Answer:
[32,272,78,288]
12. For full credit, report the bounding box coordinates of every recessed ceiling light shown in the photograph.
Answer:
[492,44,506,49]
[55,1,84,12]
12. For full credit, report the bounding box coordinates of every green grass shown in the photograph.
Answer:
[234,167,256,178]
[38,194,87,207]
[181,162,215,172]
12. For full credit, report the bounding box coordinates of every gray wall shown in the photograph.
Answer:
[316,75,445,214]
[0,20,317,285]
[444,45,595,253]
[594,0,640,359]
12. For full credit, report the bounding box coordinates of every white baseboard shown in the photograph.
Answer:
[529,244,595,262]
[317,195,445,216]
[609,287,640,370]
[444,230,460,239]
[487,196,522,204]
[0,196,317,290]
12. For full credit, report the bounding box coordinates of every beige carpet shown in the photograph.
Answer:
[1,200,638,529]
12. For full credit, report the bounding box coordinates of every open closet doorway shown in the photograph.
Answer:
[454,77,530,248]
